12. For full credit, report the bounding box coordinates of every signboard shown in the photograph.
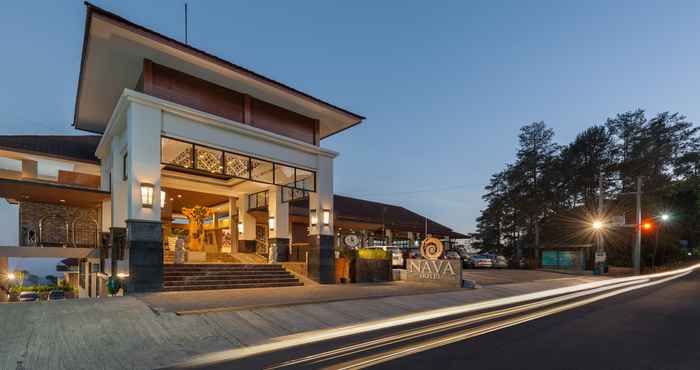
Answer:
[406,258,462,287]
[611,215,626,227]
[420,237,444,260]
[595,251,607,263]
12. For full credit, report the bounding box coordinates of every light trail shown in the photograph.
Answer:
[329,271,691,370]
[169,263,700,369]
[266,278,647,369]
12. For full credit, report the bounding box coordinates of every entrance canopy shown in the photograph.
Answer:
[0,178,110,208]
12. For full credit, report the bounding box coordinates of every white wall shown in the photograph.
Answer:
[126,102,163,222]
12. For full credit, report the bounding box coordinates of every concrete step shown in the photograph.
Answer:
[161,281,303,292]
[161,263,302,291]
[163,278,300,286]
[163,273,295,281]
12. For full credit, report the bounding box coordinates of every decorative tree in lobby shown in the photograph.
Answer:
[182,206,213,251]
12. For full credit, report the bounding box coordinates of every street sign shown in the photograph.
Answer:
[595,251,607,263]
[611,215,625,227]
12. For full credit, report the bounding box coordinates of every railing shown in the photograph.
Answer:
[248,190,269,210]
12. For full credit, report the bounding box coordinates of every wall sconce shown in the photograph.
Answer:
[140,183,154,208]
[160,190,166,209]
[268,216,275,231]
[310,209,318,227]
[238,221,244,234]
[323,209,331,226]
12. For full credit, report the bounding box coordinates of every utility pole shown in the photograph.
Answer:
[597,172,604,254]
[633,176,642,275]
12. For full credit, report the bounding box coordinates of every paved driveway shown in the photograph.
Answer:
[462,269,585,286]
[138,281,459,314]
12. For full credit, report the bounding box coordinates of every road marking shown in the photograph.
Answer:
[329,271,691,370]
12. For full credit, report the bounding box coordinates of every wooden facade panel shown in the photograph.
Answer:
[58,170,101,189]
[146,61,245,123]
[144,60,318,145]
[250,98,316,144]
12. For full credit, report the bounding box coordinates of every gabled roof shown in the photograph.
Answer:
[0,135,101,164]
[292,195,467,238]
[75,2,364,137]
[333,195,467,238]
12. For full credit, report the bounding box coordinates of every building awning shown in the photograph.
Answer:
[0,178,110,207]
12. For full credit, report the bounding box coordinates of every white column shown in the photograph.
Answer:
[228,197,237,253]
[126,101,162,222]
[309,155,334,236]
[20,159,37,179]
[268,187,289,239]
[237,194,256,240]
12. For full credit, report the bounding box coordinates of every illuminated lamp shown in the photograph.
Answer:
[323,209,331,226]
[310,209,318,227]
[238,221,244,234]
[269,216,275,231]
[140,183,154,208]
[160,190,166,208]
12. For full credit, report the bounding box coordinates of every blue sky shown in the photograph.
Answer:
[2,1,700,274]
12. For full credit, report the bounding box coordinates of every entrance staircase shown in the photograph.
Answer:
[162,264,303,291]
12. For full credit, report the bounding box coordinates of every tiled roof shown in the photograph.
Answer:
[0,135,101,164]
[293,195,467,238]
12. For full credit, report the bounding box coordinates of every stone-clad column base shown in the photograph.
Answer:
[238,240,257,253]
[308,235,335,284]
[126,220,163,293]
[269,238,290,262]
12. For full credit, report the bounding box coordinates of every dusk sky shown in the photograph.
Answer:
[2,1,700,274]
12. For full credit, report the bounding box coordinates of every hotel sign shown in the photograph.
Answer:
[406,258,463,288]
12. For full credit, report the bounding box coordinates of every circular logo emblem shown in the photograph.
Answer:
[420,237,444,260]
[344,234,360,248]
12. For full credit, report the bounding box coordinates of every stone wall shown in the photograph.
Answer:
[19,201,99,248]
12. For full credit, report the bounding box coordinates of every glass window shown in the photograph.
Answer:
[225,152,250,179]
[250,159,273,183]
[195,146,223,174]
[161,138,193,168]
[274,164,295,186]
[296,168,315,191]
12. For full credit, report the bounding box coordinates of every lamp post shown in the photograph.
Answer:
[652,213,671,271]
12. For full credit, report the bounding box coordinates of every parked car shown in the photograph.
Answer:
[444,251,461,260]
[48,290,66,301]
[466,255,493,268]
[509,256,526,269]
[491,255,508,269]
[18,291,40,302]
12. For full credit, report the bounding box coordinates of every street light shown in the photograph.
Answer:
[592,220,604,230]
[6,272,15,281]
[660,213,670,222]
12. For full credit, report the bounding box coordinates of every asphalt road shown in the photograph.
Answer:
[165,271,700,370]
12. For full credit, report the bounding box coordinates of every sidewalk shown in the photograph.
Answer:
[139,281,459,314]
[0,275,604,370]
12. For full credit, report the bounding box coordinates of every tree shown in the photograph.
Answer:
[476,109,700,269]
[45,275,58,286]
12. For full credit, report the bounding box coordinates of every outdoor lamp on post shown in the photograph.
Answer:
[310,209,318,227]
[268,216,275,231]
[140,183,154,208]
[322,209,331,227]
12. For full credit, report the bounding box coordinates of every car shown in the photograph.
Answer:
[18,291,40,302]
[48,290,66,301]
[491,255,508,269]
[466,255,493,268]
[444,251,461,260]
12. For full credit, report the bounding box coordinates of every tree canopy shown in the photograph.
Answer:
[476,110,700,268]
